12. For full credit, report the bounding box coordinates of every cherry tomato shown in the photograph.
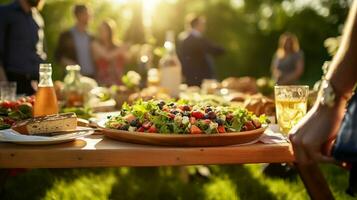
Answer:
[218,126,226,133]
[252,119,262,128]
[137,127,145,132]
[189,117,196,124]
[148,125,157,133]
[244,121,255,131]
[142,122,152,129]
[226,113,233,121]
[190,125,202,134]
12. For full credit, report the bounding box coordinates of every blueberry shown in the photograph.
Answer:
[182,111,191,117]
[157,101,165,109]
[205,107,212,113]
[150,110,156,115]
[208,111,216,119]
[215,118,224,125]
[168,102,175,107]
[171,110,179,115]
[204,114,210,119]
[120,124,130,130]
[130,119,139,127]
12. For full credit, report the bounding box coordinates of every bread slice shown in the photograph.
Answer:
[12,113,77,135]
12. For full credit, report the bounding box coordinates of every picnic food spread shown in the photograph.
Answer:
[0,97,34,130]
[12,113,77,135]
[105,100,268,134]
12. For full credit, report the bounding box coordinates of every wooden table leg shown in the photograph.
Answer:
[295,163,334,200]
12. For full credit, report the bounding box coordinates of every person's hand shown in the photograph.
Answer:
[289,99,347,165]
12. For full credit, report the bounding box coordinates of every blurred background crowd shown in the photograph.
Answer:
[0,0,350,92]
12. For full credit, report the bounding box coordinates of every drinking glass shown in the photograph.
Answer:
[201,79,220,94]
[275,85,309,134]
[0,82,17,101]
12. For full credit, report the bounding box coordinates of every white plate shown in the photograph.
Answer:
[0,127,95,145]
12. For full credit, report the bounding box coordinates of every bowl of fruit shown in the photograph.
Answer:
[99,100,269,147]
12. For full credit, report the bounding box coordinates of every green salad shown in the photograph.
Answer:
[105,100,269,134]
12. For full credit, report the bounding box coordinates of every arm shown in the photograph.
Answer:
[54,32,76,66]
[202,37,225,56]
[270,55,281,81]
[0,9,8,81]
[92,41,124,61]
[290,1,357,165]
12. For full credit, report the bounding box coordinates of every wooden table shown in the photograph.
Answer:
[0,135,334,199]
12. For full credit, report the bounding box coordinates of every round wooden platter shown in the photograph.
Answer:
[99,125,266,147]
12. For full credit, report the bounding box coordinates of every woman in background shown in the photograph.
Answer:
[92,20,127,86]
[271,33,304,85]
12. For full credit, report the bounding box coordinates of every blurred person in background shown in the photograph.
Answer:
[92,20,127,86]
[264,32,304,178]
[0,0,46,95]
[55,4,95,78]
[271,33,304,85]
[177,14,225,86]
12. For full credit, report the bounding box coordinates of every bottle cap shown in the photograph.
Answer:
[66,65,81,71]
[39,63,52,73]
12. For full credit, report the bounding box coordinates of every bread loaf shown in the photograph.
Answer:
[12,113,77,135]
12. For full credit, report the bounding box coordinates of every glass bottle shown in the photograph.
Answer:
[33,63,59,117]
[159,30,182,97]
[63,65,84,107]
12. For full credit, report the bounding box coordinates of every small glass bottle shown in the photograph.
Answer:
[63,65,84,107]
[159,30,182,97]
[33,63,59,117]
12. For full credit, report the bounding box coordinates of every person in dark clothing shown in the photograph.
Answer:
[55,4,95,78]
[0,0,46,95]
[177,14,224,86]
[290,1,357,196]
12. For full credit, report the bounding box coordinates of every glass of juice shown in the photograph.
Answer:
[275,85,309,135]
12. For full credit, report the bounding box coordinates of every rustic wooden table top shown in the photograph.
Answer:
[0,134,294,168]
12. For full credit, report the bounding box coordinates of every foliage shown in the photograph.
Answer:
[1,165,354,199]
[0,0,351,85]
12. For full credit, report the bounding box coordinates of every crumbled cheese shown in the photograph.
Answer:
[209,122,218,130]
[128,126,137,132]
[182,116,189,124]
[174,115,183,123]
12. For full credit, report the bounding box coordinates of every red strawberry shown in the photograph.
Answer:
[4,118,15,125]
[190,125,202,134]
[1,101,17,109]
[189,117,196,124]
[148,125,157,133]
[218,126,226,133]
[244,121,255,131]
[142,122,152,129]
[192,111,204,119]
[168,113,175,119]
[137,127,145,132]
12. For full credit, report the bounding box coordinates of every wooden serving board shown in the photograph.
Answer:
[99,126,266,147]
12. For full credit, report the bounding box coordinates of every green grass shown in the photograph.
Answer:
[0,164,354,200]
